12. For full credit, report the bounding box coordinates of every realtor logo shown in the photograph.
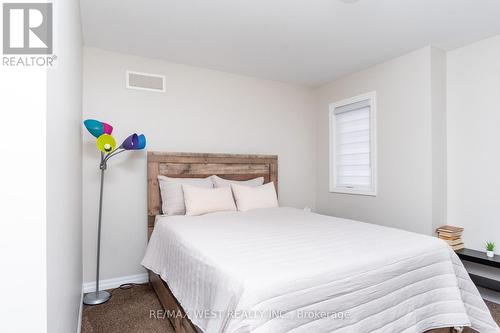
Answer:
[3,3,53,54]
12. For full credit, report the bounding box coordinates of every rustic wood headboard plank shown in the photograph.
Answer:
[159,163,270,175]
[147,152,278,239]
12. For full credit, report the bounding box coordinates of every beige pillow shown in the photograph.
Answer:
[158,176,213,215]
[231,182,278,212]
[211,175,264,188]
[182,185,237,216]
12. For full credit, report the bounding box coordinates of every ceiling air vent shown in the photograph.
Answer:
[126,71,165,92]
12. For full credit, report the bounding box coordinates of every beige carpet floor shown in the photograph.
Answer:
[82,283,500,333]
[82,284,174,333]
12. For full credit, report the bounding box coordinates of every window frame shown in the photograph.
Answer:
[329,91,377,196]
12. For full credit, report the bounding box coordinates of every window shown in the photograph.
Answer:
[329,92,377,196]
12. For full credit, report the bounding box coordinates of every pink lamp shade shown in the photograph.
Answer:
[102,122,113,135]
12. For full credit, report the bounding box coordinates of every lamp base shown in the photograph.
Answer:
[83,290,111,305]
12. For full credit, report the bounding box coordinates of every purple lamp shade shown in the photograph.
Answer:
[121,134,138,150]
[121,133,147,150]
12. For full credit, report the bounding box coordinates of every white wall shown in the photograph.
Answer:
[46,0,83,332]
[447,35,500,254]
[82,47,317,282]
[0,57,47,333]
[316,47,447,235]
[431,48,448,232]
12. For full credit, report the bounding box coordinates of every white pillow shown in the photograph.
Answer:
[158,176,213,215]
[211,175,264,188]
[182,185,236,216]
[231,182,278,212]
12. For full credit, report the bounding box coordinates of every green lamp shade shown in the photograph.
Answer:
[96,134,116,153]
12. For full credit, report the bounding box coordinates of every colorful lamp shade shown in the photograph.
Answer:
[96,134,117,153]
[102,122,113,135]
[83,119,146,154]
[136,134,146,150]
[84,119,113,138]
[121,133,147,150]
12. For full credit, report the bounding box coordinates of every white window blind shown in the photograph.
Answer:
[330,92,376,195]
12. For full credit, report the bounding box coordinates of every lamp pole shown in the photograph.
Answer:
[83,153,111,305]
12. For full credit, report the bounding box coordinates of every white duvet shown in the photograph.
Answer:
[142,207,499,333]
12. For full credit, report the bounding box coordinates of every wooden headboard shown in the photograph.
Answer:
[147,152,278,238]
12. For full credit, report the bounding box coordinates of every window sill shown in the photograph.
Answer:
[329,188,377,196]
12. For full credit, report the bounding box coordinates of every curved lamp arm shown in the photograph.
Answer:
[103,148,126,162]
[102,133,146,165]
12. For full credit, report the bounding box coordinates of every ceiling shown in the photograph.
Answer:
[80,0,500,87]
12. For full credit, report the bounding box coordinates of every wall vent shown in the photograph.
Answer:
[126,71,165,92]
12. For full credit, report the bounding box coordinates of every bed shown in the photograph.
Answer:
[142,152,499,333]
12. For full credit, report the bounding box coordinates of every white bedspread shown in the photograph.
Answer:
[142,207,499,333]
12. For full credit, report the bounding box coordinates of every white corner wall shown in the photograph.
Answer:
[431,47,448,232]
[46,0,83,332]
[315,47,447,235]
[82,47,317,283]
[0,50,47,333]
[447,34,500,254]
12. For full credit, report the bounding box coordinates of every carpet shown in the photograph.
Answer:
[82,284,500,333]
[81,284,173,333]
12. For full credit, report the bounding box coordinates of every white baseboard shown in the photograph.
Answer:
[82,273,149,293]
[76,286,83,333]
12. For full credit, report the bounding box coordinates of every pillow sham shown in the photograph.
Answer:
[231,182,278,212]
[182,185,237,216]
[211,175,264,188]
[158,175,213,215]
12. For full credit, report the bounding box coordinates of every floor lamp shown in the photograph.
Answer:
[82,119,146,305]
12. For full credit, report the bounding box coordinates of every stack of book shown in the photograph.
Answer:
[436,225,464,251]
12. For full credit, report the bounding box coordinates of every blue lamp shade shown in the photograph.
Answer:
[84,119,103,138]
[136,134,146,149]
[84,119,113,138]
[121,133,147,150]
